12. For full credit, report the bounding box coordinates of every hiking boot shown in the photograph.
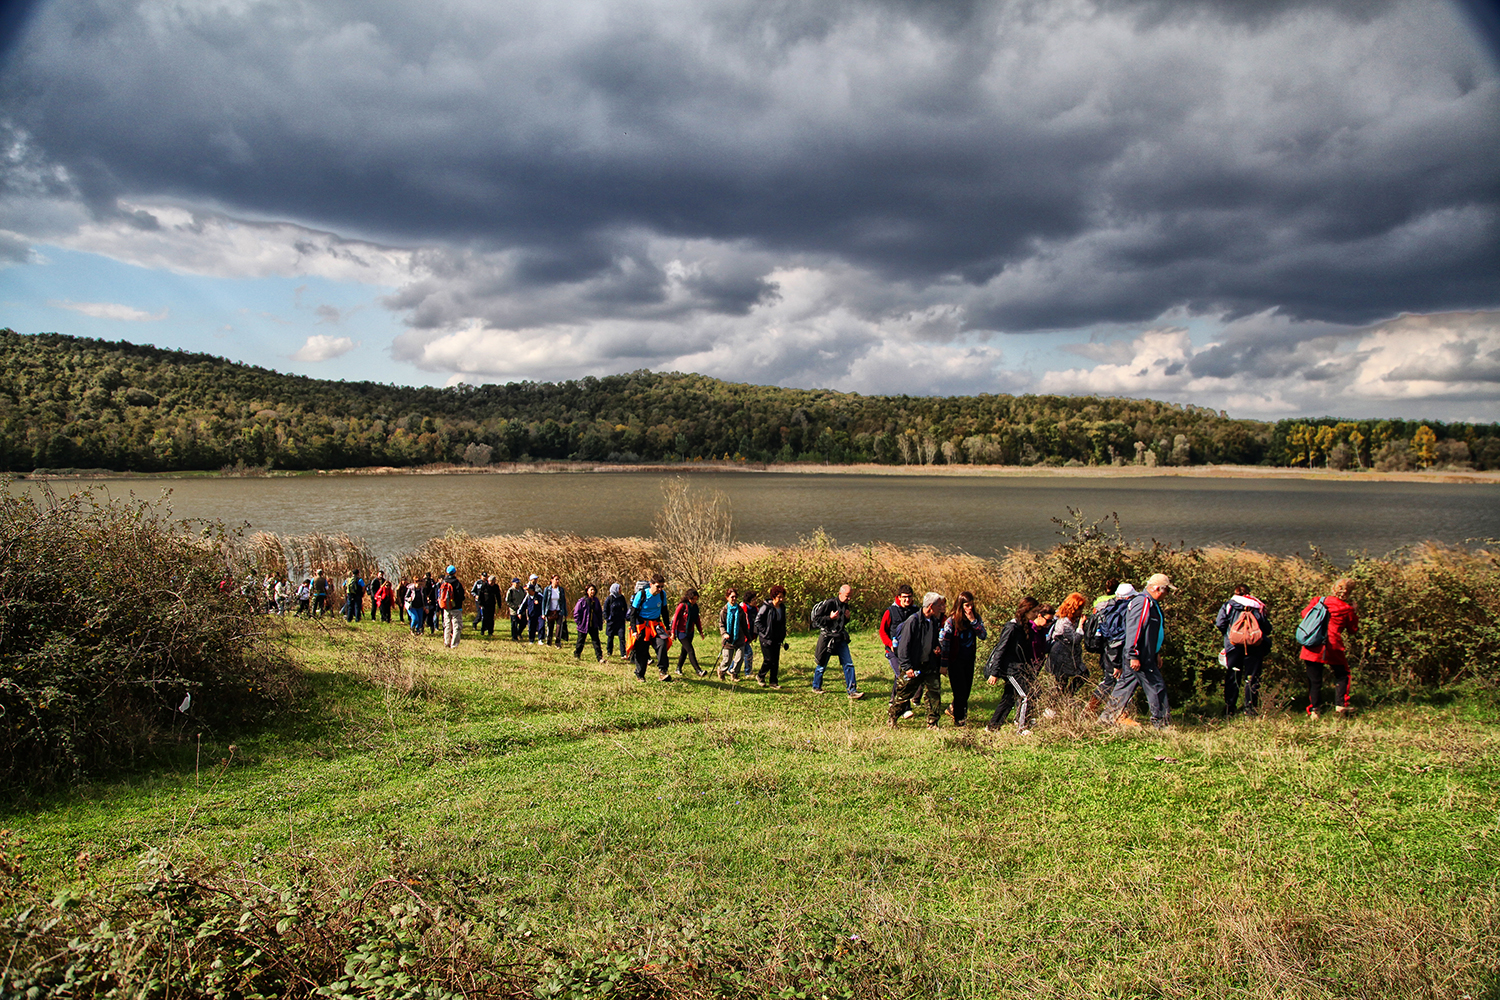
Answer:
[1117,715,1143,729]
[944,705,954,718]
[1307,708,1320,721]
[660,674,673,683]
[848,691,864,700]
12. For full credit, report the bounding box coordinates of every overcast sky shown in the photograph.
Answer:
[1,0,1497,419]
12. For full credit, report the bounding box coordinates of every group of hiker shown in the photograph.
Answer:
[249,565,1360,727]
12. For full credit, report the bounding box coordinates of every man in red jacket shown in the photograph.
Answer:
[1300,578,1360,719]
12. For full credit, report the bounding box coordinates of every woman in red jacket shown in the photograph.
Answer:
[1300,578,1359,719]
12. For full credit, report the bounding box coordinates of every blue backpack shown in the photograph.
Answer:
[1095,597,1131,646]
[1296,598,1330,650]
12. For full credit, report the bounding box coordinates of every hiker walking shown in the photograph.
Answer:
[1298,578,1359,719]
[811,584,865,699]
[603,583,629,658]
[1215,584,1271,717]
[630,574,672,681]
[1047,592,1089,695]
[984,596,1043,732]
[1083,582,1135,715]
[1099,573,1173,729]
[439,565,466,648]
[938,591,986,726]
[673,589,705,676]
[505,577,526,640]
[543,575,568,647]
[756,585,788,688]
[890,592,945,727]
[716,586,752,680]
[879,584,918,700]
[573,584,605,662]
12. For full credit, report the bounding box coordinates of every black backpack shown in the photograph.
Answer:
[1080,607,1104,654]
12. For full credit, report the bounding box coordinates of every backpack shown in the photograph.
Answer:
[1296,598,1329,650]
[810,598,836,631]
[439,579,464,610]
[1227,608,1264,649]
[1096,597,1130,646]
[1080,608,1104,654]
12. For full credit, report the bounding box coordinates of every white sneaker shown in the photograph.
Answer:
[901,709,914,719]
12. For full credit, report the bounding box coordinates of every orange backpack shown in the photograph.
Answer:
[1227,608,1263,649]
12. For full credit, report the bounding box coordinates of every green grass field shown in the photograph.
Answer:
[7,619,1499,999]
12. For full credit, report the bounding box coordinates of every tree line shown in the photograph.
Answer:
[2,329,1496,472]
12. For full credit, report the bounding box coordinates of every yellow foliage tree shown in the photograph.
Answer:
[1412,425,1438,468]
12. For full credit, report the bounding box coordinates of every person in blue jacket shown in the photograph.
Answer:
[1100,573,1173,728]
[630,574,672,682]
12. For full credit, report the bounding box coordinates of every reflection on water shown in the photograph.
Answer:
[13,471,1499,566]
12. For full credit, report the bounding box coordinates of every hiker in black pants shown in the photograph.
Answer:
[984,596,1042,732]
[938,591,986,726]
[1215,583,1271,717]
[756,585,788,688]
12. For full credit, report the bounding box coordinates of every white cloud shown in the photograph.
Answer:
[291,333,358,361]
[44,202,420,286]
[48,299,167,321]
[1039,309,1500,418]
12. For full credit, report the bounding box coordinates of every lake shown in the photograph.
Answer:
[14,470,1498,566]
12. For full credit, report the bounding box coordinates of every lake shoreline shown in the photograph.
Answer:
[13,460,1499,485]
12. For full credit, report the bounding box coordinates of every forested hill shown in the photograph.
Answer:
[2,329,1496,473]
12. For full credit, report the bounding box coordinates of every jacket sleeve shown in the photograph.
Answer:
[938,619,954,660]
[983,621,1015,678]
[879,609,895,649]
[1125,595,1147,660]
[1214,601,1232,634]
[755,608,772,642]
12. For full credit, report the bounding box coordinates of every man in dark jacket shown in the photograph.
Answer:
[505,577,526,641]
[755,585,788,688]
[890,592,945,726]
[1100,573,1172,728]
[811,584,865,699]
[477,574,501,637]
[1215,584,1271,717]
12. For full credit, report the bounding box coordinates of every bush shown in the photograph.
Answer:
[0,484,299,790]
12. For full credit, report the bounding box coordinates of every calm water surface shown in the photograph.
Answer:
[18,472,1499,565]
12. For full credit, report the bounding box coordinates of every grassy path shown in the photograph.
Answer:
[9,620,1499,997]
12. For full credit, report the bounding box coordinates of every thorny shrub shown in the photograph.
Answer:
[0,484,300,791]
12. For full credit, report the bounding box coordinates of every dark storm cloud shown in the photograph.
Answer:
[0,0,1496,361]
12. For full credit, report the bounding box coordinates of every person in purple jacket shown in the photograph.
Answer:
[573,583,604,662]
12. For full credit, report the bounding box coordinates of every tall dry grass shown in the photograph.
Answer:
[227,530,384,583]
[242,521,1500,701]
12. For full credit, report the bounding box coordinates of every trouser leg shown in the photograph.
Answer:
[890,671,921,720]
[949,661,973,723]
[1306,662,1323,713]
[812,636,829,689]
[1102,666,1142,722]
[759,642,780,684]
[1243,651,1264,713]
[1139,660,1169,724]
[838,641,857,694]
[1224,646,1244,715]
[1332,665,1350,709]
[990,675,1018,727]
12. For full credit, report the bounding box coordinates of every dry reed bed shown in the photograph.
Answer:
[231,529,1500,691]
